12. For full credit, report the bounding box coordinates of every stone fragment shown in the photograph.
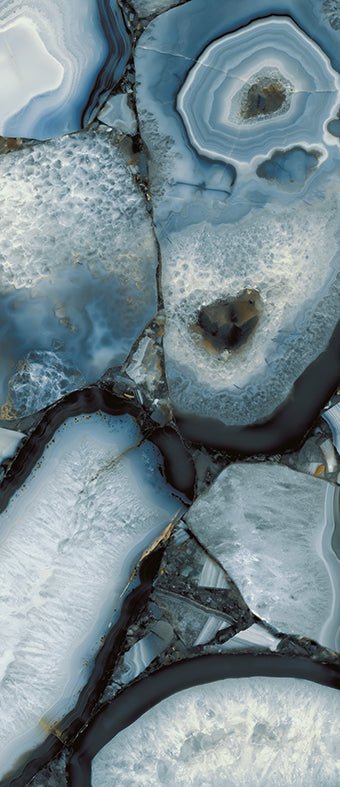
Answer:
[185,463,340,650]
[0,413,180,779]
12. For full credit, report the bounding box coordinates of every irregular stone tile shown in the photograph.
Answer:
[97,94,137,136]
[159,170,339,425]
[0,129,158,416]
[323,401,340,455]
[136,0,340,426]
[136,0,339,214]
[0,412,181,780]
[107,620,175,686]
[92,677,340,786]
[100,521,255,705]
[280,430,340,484]
[121,313,168,410]
[154,522,251,627]
[185,464,340,650]
[320,439,339,474]
[0,0,130,140]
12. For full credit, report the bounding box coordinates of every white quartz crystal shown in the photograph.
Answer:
[0,413,180,779]
[0,427,25,463]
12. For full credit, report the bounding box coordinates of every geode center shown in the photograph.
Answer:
[195,289,261,352]
[241,79,287,119]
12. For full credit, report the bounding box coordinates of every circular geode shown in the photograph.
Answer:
[177,17,339,166]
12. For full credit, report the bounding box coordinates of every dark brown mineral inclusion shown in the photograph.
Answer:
[242,80,286,118]
[196,289,261,352]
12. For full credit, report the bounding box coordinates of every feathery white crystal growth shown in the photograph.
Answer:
[92,677,340,786]
[0,0,130,139]
[177,17,340,168]
[0,413,180,779]
[185,463,340,650]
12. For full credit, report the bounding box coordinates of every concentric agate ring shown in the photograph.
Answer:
[177,17,340,166]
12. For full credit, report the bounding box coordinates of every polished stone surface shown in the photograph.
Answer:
[0,1,339,784]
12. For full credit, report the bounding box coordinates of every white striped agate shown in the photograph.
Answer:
[0,0,130,140]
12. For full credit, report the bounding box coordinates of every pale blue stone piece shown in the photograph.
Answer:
[98,93,137,136]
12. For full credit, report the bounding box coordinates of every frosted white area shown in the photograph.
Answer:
[0,427,25,462]
[178,17,340,167]
[186,464,340,649]
[0,413,180,779]
[162,171,339,424]
[92,677,340,786]
[0,131,156,290]
[0,130,158,408]
[98,94,137,135]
